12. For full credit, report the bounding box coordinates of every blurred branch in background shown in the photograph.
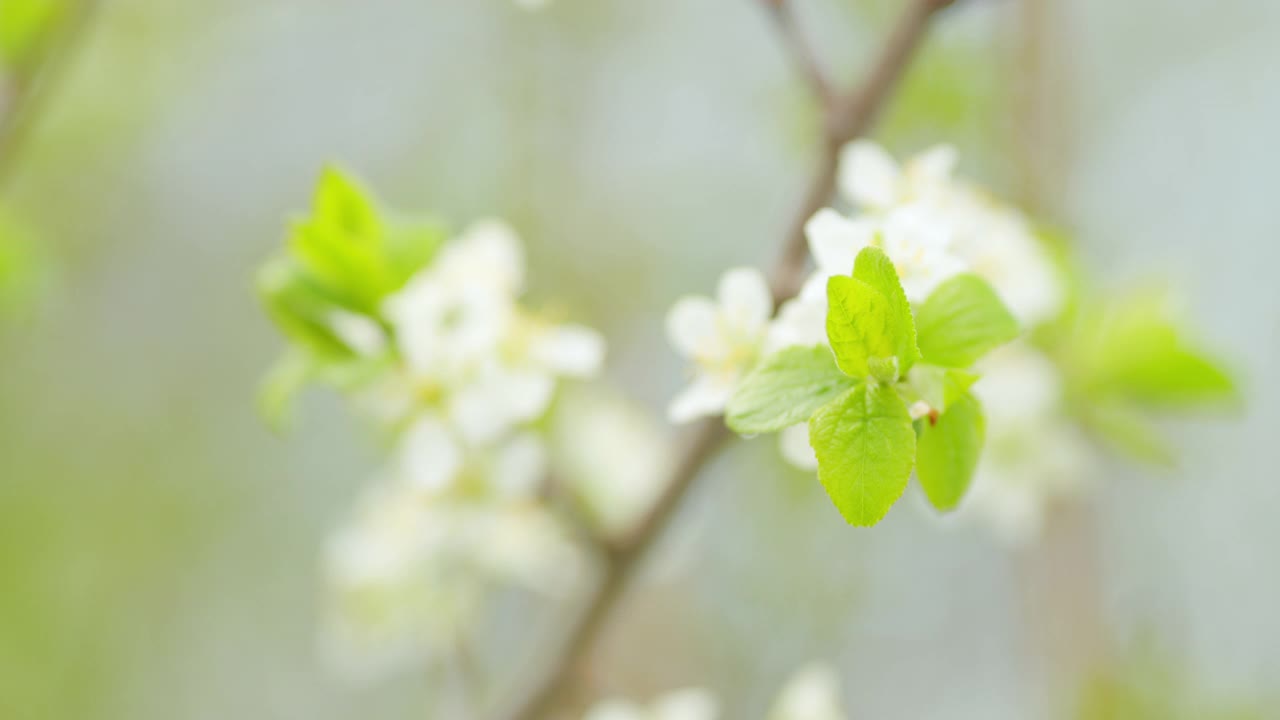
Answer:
[503,2,961,718]
[0,0,99,194]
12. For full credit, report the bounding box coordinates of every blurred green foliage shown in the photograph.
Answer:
[0,210,46,317]
[0,0,64,72]
[258,168,448,427]
[1075,647,1274,720]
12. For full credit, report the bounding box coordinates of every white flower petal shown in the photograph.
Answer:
[767,298,828,352]
[667,374,735,424]
[653,688,720,720]
[906,144,958,188]
[666,296,720,358]
[839,139,901,210]
[327,309,387,357]
[778,423,818,471]
[716,266,773,330]
[770,663,846,720]
[449,366,556,443]
[531,324,606,377]
[399,416,461,493]
[489,433,547,500]
[804,209,872,276]
[445,219,525,294]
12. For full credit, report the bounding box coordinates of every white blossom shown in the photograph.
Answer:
[768,663,848,720]
[584,689,720,720]
[666,267,773,423]
[320,218,604,677]
[936,188,1064,326]
[552,385,673,535]
[957,344,1092,544]
[371,220,604,492]
[838,139,957,213]
[322,480,581,676]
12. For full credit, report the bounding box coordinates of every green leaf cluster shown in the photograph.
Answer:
[1045,286,1238,465]
[257,167,447,427]
[727,247,1019,525]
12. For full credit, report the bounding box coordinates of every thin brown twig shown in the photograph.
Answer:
[501,2,959,718]
[760,0,833,106]
[0,0,100,195]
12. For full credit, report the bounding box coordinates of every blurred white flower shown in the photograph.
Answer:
[383,221,522,382]
[666,267,773,423]
[371,220,603,485]
[938,189,1064,326]
[317,218,604,678]
[769,663,848,720]
[552,384,673,536]
[958,344,1093,544]
[323,480,582,677]
[584,689,720,720]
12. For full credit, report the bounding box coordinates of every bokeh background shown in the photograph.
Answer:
[1,0,1277,718]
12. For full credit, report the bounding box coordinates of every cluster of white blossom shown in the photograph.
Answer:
[665,140,1082,541]
[584,663,848,720]
[323,221,607,673]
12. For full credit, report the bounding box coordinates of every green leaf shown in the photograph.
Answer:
[915,391,985,511]
[809,383,916,526]
[257,257,355,359]
[915,273,1019,367]
[384,218,447,287]
[852,246,921,371]
[825,275,895,378]
[726,345,858,434]
[1080,289,1237,408]
[312,166,381,241]
[286,168,394,313]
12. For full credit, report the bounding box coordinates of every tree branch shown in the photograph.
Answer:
[502,2,960,717]
[760,0,832,107]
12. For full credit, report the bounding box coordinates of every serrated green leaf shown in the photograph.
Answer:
[916,273,1019,367]
[726,345,858,434]
[809,383,916,526]
[852,246,921,371]
[915,391,985,511]
[826,275,895,378]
